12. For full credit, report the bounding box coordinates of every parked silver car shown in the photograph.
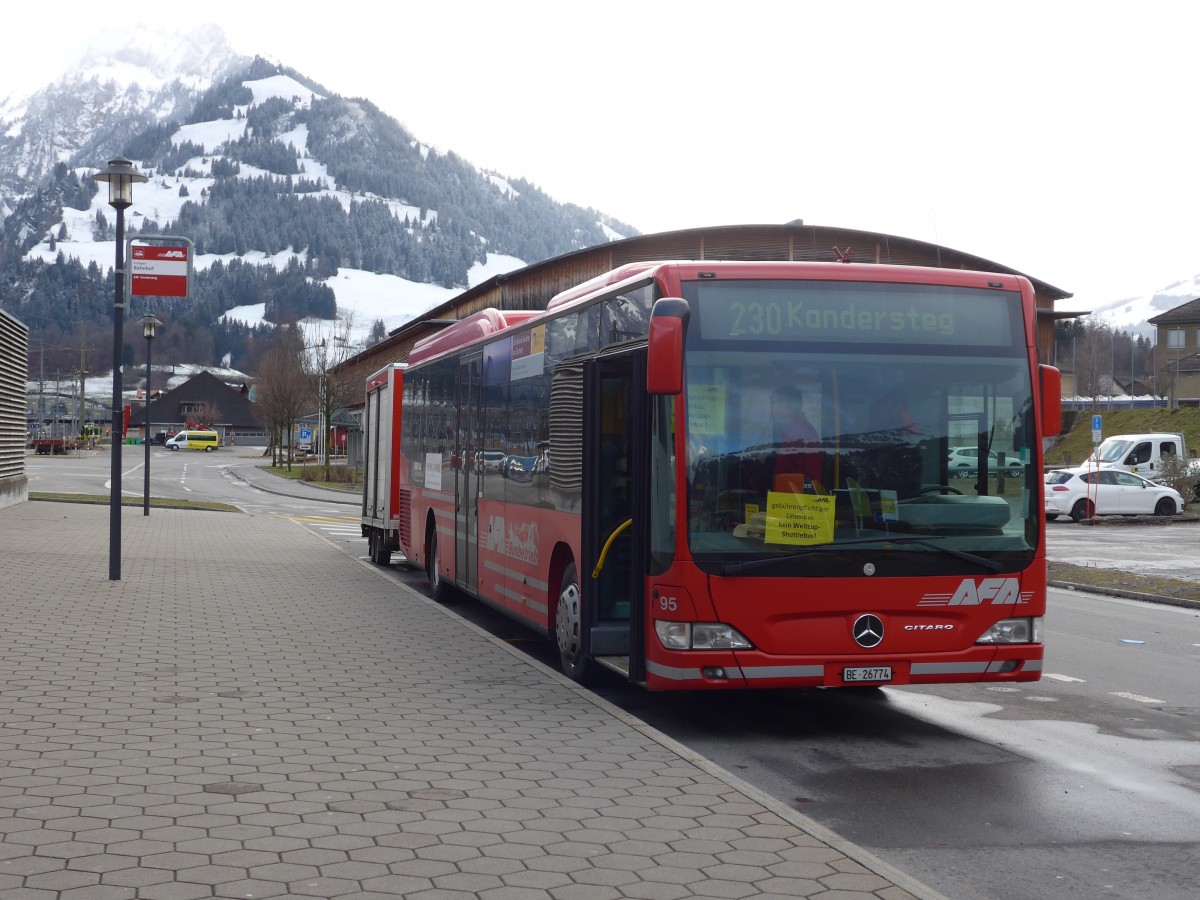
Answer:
[947,447,1024,478]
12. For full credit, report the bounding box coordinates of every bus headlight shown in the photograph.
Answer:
[655,621,752,650]
[976,617,1043,644]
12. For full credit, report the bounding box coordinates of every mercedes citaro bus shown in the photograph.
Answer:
[361,260,1061,691]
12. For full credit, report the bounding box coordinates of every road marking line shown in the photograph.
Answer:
[1043,673,1087,683]
[1109,691,1165,704]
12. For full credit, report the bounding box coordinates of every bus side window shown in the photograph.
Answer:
[603,285,655,347]
[547,314,577,366]
[577,307,600,355]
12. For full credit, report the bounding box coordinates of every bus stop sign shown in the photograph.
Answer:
[1092,414,1102,444]
[131,244,190,297]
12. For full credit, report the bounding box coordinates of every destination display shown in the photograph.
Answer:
[691,280,1019,347]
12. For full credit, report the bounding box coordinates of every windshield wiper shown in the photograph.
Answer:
[719,535,1004,575]
[879,536,1005,572]
[719,536,896,575]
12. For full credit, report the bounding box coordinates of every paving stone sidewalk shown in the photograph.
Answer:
[0,501,942,899]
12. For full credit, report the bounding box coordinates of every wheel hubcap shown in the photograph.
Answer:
[556,582,581,661]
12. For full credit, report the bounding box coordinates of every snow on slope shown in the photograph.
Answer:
[1087,272,1200,338]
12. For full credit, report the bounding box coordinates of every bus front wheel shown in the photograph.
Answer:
[555,563,589,682]
[427,529,449,601]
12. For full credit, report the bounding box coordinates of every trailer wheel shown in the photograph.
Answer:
[555,562,590,682]
[427,529,449,601]
[369,530,391,566]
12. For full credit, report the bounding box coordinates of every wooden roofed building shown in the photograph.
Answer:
[332,223,1073,451]
[131,371,266,446]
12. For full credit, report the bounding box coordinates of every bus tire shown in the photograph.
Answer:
[427,528,449,601]
[555,562,590,682]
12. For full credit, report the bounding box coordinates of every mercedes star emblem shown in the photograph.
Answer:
[852,614,884,648]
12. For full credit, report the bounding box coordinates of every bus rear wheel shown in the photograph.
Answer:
[555,563,589,682]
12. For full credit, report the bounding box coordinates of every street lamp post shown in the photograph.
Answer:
[92,156,147,581]
[139,314,162,516]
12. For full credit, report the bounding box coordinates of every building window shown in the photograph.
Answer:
[1167,329,1185,349]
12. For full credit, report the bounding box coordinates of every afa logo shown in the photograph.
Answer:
[949,577,1020,605]
[920,577,1033,607]
[484,515,540,565]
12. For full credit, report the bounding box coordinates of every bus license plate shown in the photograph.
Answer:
[844,666,892,683]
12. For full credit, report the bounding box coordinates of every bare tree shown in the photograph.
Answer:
[191,401,222,429]
[1073,322,1112,411]
[305,313,363,480]
[1158,358,1179,409]
[255,325,309,470]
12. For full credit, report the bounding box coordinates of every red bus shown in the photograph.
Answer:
[362,260,1062,690]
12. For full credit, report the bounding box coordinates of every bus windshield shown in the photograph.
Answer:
[681,279,1037,576]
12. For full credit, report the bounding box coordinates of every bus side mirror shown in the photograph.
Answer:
[1039,365,1061,438]
[646,297,690,395]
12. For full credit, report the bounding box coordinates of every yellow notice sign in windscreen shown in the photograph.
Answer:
[764,492,835,545]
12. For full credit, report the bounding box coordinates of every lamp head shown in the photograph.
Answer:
[139,314,162,340]
[91,156,147,210]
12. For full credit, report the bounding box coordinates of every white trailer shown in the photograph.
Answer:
[361,363,406,565]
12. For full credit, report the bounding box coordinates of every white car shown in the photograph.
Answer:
[947,447,1024,478]
[1044,466,1184,522]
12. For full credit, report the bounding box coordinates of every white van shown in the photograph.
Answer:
[166,430,219,452]
[1086,432,1192,477]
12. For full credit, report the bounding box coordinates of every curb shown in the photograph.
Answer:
[225,462,359,506]
[1048,579,1200,611]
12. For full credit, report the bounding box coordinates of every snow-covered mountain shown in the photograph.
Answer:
[0,24,249,219]
[1086,274,1200,339]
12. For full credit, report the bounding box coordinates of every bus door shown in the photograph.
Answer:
[456,354,483,592]
[582,350,649,682]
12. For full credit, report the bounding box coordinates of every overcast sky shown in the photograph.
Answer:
[4,0,1198,310]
